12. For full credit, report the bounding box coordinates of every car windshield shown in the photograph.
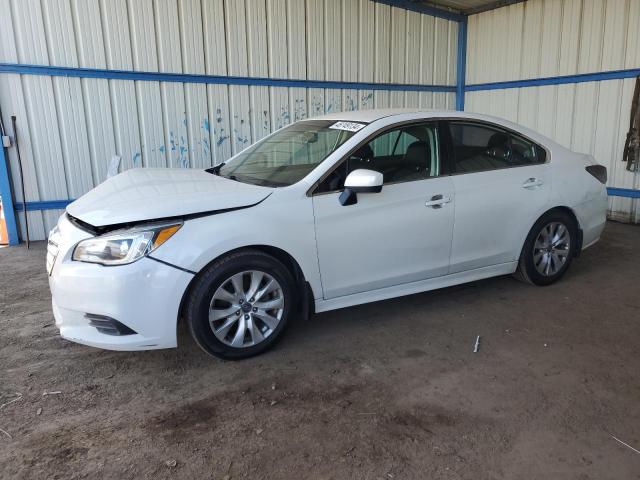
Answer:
[214,120,362,187]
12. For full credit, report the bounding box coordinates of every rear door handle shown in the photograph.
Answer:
[522,177,544,189]
[425,194,452,208]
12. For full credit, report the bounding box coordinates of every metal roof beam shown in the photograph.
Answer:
[372,0,466,23]
[463,0,526,15]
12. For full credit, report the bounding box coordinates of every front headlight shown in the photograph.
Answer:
[72,222,182,266]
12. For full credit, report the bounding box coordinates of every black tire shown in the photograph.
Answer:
[185,249,296,360]
[515,209,578,286]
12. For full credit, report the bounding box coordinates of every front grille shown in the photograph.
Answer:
[85,314,137,336]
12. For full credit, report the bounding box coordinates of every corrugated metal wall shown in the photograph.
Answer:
[0,0,459,240]
[465,0,640,223]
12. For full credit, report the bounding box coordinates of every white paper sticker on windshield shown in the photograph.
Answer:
[329,121,366,132]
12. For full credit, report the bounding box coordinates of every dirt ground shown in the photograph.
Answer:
[0,221,639,480]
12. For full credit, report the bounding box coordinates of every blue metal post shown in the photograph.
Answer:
[456,17,468,111]
[0,143,19,245]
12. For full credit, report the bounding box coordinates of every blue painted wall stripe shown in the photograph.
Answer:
[15,200,72,212]
[466,67,640,92]
[0,63,457,93]
[607,187,640,199]
[15,188,640,214]
[373,0,466,22]
[0,145,19,245]
[455,18,467,111]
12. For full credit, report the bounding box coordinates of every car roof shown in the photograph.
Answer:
[307,108,513,125]
[306,108,563,150]
[308,108,425,123]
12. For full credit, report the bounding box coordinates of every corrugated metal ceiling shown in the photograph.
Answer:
[417,0,526,15]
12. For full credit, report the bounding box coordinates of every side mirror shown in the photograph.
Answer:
[339,169,383,206]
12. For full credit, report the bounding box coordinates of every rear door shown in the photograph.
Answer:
[446,121,551,273]
[312,121,455,299]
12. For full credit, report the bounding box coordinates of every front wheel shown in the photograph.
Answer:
[515,210,578,286]
[185,250,295,360]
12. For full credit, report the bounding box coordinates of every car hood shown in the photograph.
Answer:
[66,168,273,227]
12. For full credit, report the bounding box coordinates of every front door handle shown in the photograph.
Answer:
[425,194,452,208]
[522,177,544,189]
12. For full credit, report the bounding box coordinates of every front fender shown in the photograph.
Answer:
[150,193,323,300]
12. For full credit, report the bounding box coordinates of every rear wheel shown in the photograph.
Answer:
[186,250,295,360]
[516,210,578,286]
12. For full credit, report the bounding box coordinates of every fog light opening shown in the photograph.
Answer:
[85,314,137,336]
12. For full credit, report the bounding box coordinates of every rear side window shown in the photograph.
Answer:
[449,122,546,174]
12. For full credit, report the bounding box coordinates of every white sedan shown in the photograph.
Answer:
[47,109,608,359]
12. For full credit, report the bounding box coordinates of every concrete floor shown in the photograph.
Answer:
[0,221,639,479]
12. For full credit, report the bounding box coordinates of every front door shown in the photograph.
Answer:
[312,121,455,299]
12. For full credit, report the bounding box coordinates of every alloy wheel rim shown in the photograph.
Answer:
[209,270,284,348]
[533,222,570,276]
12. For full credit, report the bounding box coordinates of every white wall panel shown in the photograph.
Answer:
[467,0,640,84]
[373,2,391,109]
[288,0,307,120]
[246,0,270,142]
[418,14,435,109]
[13,0,68,235]
[357,0,375,110]
[0,0,47,238]
[466,0,639,222]
[42,0,94,197]
[180,0,209,168]
[156,0,188,168]
[203,0,232,164]
[390,7,406,108]
[404,11,421,109]
[128,0,165,168]
[0,0,458,240]
[102,0,143,173]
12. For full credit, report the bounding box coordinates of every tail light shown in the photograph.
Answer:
[585,165,607,184]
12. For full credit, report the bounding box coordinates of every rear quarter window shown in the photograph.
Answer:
[449,122,546,174]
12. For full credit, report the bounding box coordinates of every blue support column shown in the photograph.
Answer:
[0,144,19,245]
[456,17,468,111]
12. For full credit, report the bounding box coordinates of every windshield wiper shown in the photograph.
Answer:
[206,162,226,175]
[206,164,241,183]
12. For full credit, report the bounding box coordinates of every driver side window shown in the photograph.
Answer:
[317,122,440,193]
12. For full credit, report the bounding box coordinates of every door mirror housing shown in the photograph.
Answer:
[339,169,383,206]
[344,169,383,193]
